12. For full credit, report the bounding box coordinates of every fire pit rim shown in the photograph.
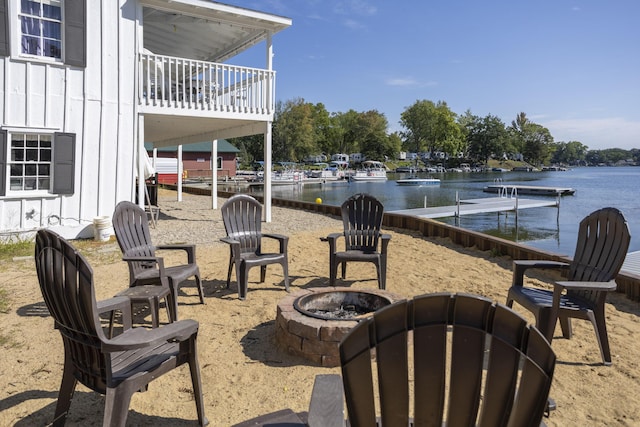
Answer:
[293,288,393,321]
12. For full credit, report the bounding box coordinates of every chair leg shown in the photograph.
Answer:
[341,261,347,279]
[282,259,290,292]
[170,281,180,322]
[379,258,386,290]
[188,336,209,426]
[149,296,159,328]
[260,265,267,283]
[536,307,556,343]
[52,355,77,427]
[238,262,249,300]
[104,385,135,427]
[559,314,573,339]
[589,308,612,365]
[166,290,178,322]
[195,273,205,304]
[226,254,234,288]
[329,259,338,286]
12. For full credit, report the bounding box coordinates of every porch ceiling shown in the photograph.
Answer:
[141,0,292,63]
[144,115,264,148]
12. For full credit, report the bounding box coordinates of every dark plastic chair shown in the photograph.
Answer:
[325,193,391,289]
[220,194,290,300]
[34,229,208,427]
[113,201,205,321]
[307,293,556,427]
[506,207,630,365]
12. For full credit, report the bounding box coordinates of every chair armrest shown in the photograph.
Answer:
[512,260,570,287]
[307,374,344,427]
[324,233,343,253]
[555,280,618,292]
[380,233,392,254]
[97,296,132,331]
[102,319,199,352]
[263,233,289,253]
[157,244,196,264]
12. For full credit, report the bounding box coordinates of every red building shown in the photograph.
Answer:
[146,140,240,184]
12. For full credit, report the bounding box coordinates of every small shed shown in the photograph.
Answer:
[146,140,240,184]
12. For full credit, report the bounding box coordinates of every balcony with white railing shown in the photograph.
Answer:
[138,52,276,117]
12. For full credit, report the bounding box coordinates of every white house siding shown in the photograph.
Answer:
[0,1,138,239]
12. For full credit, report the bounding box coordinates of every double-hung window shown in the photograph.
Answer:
[10,133,52,191]
[0,130,75,196]
[0,0,85,67]
[19,0,62,60]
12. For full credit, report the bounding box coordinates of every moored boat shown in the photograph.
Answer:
[349,161,388,181]
[396,176,440,186]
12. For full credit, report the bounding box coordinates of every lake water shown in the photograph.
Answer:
[235,167,640,257]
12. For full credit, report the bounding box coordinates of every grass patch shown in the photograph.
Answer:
[0,239,34,263]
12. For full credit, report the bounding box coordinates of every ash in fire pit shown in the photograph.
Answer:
[294,290,391,321]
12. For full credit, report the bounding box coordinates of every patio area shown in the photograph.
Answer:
[1,190,639,426]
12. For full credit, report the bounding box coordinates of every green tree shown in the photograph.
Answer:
[467,114,507,164]
[356,110,393,161]
[400,100,460,156]
[272,98,316,162]
[550,141,589,165]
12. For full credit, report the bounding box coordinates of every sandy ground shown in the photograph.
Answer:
[1,190,639,426]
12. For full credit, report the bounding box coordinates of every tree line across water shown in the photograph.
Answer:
[229,98,639,168]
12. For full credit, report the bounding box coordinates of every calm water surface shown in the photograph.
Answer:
[235,167,639,256]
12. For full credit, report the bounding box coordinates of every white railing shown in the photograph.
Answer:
[138,52,275,114]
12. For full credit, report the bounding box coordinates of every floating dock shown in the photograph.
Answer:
[622,251,640,277]
[483,184,576,196]
[388,196,559,219]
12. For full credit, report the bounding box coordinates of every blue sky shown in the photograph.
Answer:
[228,1,639,151]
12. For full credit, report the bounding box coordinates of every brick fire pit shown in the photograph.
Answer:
[275,287,403,367]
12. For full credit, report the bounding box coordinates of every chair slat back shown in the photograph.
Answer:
[221,194,263,254]
[569,207,630,301]
[341,193,383,252]
[113,201,157,279]
[340,293,556,427]
[35,229,109,393]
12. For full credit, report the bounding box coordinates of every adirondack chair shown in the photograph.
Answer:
[307,293,556,427]
[220,194,290,300]
[324,193,391,289]
[34,229,208,427]
[113,201,205,321]
[506,207,631,365]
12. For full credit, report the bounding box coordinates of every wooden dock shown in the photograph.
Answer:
[622,251,640,277]
[388,196,558,219]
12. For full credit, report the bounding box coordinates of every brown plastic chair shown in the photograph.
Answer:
[325,193,391,289]
[221,194,290,300]
[506,207,630,365]
[307,293,556,427]
[34,229,208,427]
[113,201,205,321]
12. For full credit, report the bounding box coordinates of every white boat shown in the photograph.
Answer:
[396,176,440,186]
[350,161,388,181]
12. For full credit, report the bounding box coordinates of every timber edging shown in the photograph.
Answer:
[169,184,640,302]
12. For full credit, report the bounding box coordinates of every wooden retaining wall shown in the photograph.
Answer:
[168,185,640,301]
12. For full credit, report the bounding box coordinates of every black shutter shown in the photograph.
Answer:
[65,0,86,67]
[0,0,8,56]
[53,133,75,194]
[0,130,6,196]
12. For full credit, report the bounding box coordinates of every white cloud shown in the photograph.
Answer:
[542,117,640,150]
[385,77,437,88]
